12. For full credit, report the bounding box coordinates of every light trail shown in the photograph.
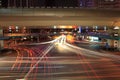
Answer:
[60,36,101,80]
[60,36,119,80]
[1,35,120,80]
[80,53,101,80]
[65,42,120,60]
[76,54,90,79]
[23,36,63,79]
[0,76,16,78]
[17,50,24,71]
[22,48,31,73]
[26,35,63,46]
[63,39,120,80]
[24,44,54,79]
[2,59,120,65]
[11,50,20,70]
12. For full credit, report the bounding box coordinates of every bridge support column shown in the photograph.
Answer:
[0,29,4,49]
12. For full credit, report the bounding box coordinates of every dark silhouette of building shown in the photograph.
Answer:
[0,0,79,8]
[1,0,8,8]
[0,0,2,7]
[98,0,120,8]
[78,0,97,7]
[45,0,79,8]
[1,0,120,8]
[45,0,55,7]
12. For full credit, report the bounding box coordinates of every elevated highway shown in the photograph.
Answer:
[0,8,120,27]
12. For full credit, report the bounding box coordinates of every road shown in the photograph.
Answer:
[0,35,120,80]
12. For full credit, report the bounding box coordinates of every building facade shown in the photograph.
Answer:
[107,26,120,50]
[1,0,120,8]
[0,0,1,7]
[0,0,79,8]
[78,0,120,8]
[97,0,120,8]
[78,0,97,7]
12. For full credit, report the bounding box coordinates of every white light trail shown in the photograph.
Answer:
[65,43,120,60]
[23,36,63,79]
[27,36,63,45]
[0,76,15,78]
[24,44,54,79]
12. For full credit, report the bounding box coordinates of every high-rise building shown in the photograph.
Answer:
[0,0,2,7]
[97,0,120,8]
[78,0,120,8]
[0,0,79,8]
[28,0,46,8]
[115,0,120,8]
[1,0,8,8]
[55,0,78,7]
[41,0,79,8]
[45,0,55,7]
[78,0,97,7]
[15,0,20,8]
[1,0,120,8]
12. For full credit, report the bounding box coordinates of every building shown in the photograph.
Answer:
[115,0,120,8]
[106,26,120,50]
[97,0,120,8]
[78,0,120,8]
[1,0,8,8]
[78,0,97,7]
[0,0,79,8]
[0,0,1,7]
[1,0,120,8]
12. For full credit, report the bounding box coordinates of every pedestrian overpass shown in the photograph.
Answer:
[0,8,120,27]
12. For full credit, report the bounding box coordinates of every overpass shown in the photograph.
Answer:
[0,8,120,27]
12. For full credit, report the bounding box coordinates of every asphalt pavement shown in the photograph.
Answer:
[0,36,120,80]
[74,41,120,55]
